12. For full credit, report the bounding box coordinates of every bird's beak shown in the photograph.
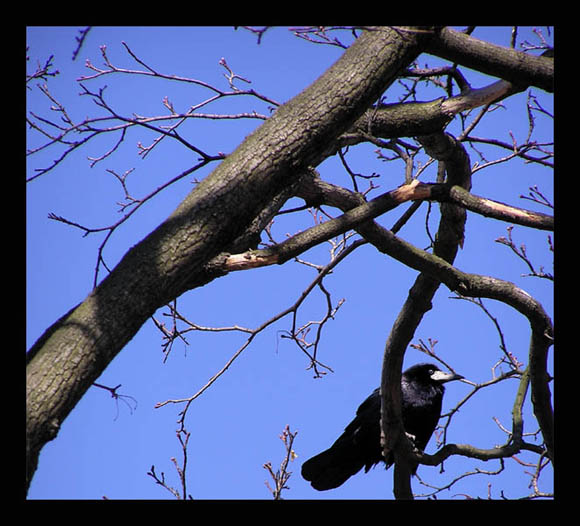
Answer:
[431,370,464,383]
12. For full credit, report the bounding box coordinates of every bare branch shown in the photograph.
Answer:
[426,27,553,93]
[154,237,365,419]
[27,27,552,499]
[147,427,192,499]
[263,425,298,499]
[72,27,92,61]
[223,179,553,273]
[26,54,59,86]
[495,225,554,281]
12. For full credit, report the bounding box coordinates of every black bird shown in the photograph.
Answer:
[301,363,463,491]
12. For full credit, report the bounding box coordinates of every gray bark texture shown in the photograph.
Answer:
[26,26,432,491]
[26,27,554,497]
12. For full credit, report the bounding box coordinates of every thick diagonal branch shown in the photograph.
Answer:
[223,177,552,272]
[426,27,553,93]
[26,27,433,492]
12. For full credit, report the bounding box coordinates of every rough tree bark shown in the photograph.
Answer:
[26,26,433,493]
[26,26,554,497]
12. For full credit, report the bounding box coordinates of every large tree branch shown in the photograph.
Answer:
[296,130,552,496]
[426,27,554,93]
[378,131,471,499]
[222,134,553,478]
[368,225,554,469]
[223,178,553,271]
[26,27,434,492]
[340,77,522,148]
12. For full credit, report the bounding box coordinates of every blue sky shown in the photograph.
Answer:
[26,26,553,500]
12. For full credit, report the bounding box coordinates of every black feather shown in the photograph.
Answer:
[301,363,462,491]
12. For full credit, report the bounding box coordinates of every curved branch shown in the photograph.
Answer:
[223,177,553,272]
[222,139,554,468]
[371,231,554,463]
[378,131,471,499]
[414,360,545,480]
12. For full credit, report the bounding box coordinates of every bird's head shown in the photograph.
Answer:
[405,363,463,385]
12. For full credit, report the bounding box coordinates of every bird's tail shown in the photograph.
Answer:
[301,439,366,491]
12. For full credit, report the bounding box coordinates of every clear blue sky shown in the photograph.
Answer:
[27,26,553,500]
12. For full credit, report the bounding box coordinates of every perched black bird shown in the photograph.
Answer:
[301,363,463,491]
